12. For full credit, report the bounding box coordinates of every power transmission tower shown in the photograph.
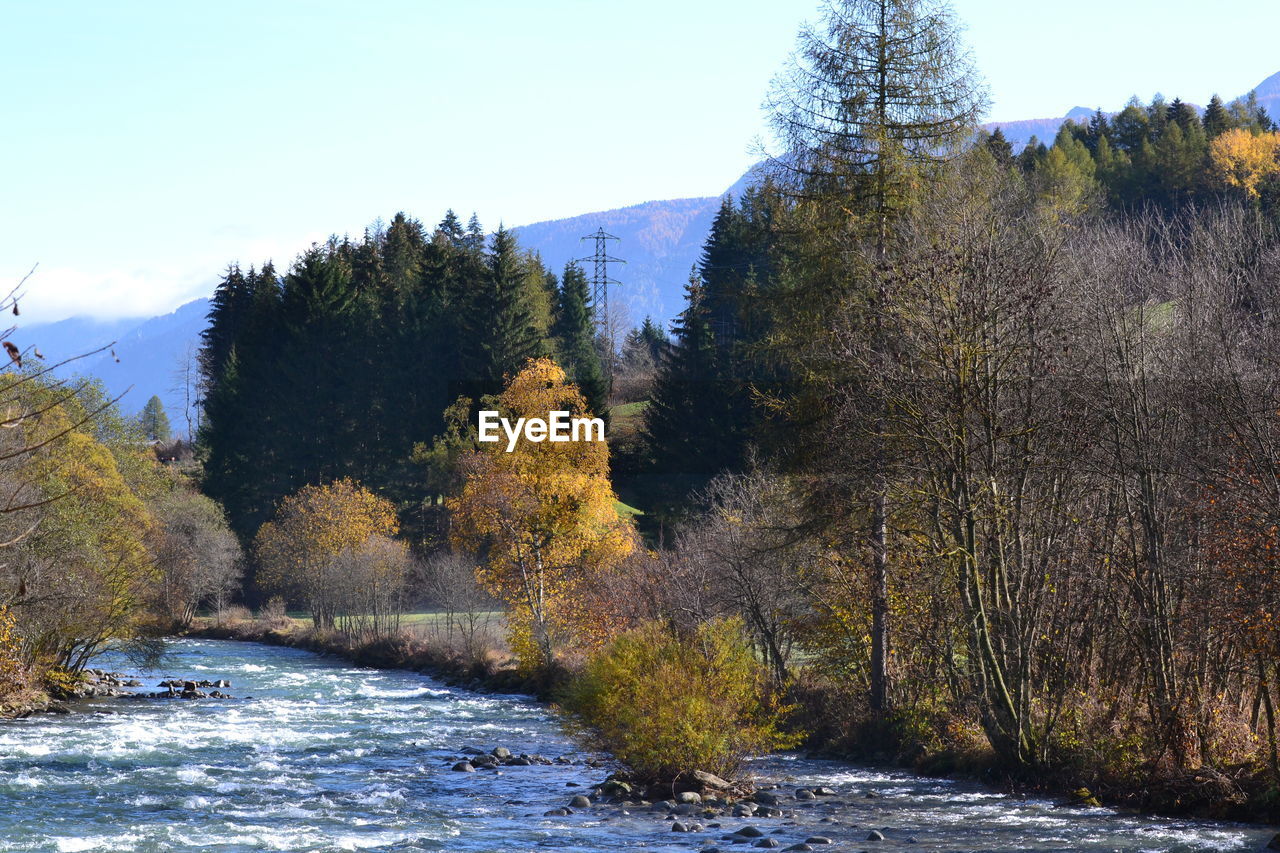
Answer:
[577,228,624,330]
[577,228,625,390]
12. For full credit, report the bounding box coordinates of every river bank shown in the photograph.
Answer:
[181,615,1280,834]
[0,637,1273,852]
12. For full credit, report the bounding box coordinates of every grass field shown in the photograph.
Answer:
[282,610,505,632]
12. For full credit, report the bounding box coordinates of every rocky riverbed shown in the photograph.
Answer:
[0,638,1275,852]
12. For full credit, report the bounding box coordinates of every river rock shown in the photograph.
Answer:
[451,761,475,772]
[804,838,831,845]
[600,780,633,798]
[753,790,781,806]
[672,821,690,832]
[795,788,815,800]
[734,826,765,838]
[543,807,570,816]
[785,845,813,852]
[693,770,733,790]
[812,786,837,796]
[1268,834,1280,851]
[866,829,885,841]
[509,757,532,766]
[677,790,703,805]
[492,747,512,759]
[754,839,780,849]
[569,795,591,808]
[733,803,758,817]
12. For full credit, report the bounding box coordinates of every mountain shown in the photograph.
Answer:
[21,299,210,438]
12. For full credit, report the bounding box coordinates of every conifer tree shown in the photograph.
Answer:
[554,262,609,419]
[138,395,171,443]
[767,0,987,713]
[984,127,1013,165]
[1203,94,1231,138]
[642,271,728,514]
[463,226,545,394]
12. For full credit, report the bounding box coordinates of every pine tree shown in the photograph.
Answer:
[463,213,485,254]
[138,395,171,443]
[1203,94,1231,138]
[554,262,609,419]
[984,127,1014,165]
[463,226,545,394]
[636,316,669,362]
[642,271,728,514]
[1085,109,1110,154]
[200,264,250,390]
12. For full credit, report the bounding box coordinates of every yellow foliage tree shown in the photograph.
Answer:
[7,395,156,671]
[1210,128,1280,199]
[254,478,399,630]
[448,358,634,669]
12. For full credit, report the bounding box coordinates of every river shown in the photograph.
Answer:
[0,638,1273,852]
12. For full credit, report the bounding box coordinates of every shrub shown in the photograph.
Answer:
[562,617,799,782]
[0,606,28,700]
[257,597,291,630]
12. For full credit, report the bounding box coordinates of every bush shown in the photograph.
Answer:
[257,597,291,630]
[0,606,29,700]
[562,617,798,782]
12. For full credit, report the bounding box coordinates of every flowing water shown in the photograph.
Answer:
[0,638,1273,852]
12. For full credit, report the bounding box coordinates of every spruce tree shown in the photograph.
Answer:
[554,262,609,419]
[1203,94,1231,138]
[642,271,728,514]
[139,395,172,443]
[985,127,1014,165]
[462,226,544,394]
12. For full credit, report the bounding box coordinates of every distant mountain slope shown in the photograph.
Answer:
[985,106,1096,149]
[1255,70,1280,118]
[21,299,210,437]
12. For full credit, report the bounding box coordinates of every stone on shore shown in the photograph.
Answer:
[692,770,733,790]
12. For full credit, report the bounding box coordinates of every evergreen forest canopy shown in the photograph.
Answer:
[197,212,608,546]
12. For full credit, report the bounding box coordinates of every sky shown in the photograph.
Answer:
[3,0,1279,325]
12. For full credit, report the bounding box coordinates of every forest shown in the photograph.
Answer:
[6,0,1280,823]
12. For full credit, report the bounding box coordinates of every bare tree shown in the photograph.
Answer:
[417,549,497,659]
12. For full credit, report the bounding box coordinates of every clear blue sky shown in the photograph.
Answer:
[3,0,1278,324]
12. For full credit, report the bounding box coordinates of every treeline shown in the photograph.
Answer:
[0,360,239,709]
[986,91,1280,216]
[198,212,607,548]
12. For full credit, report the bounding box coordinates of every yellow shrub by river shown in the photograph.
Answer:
[562,617,799,782]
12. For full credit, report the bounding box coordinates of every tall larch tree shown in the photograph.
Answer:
[767,0,986,714]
